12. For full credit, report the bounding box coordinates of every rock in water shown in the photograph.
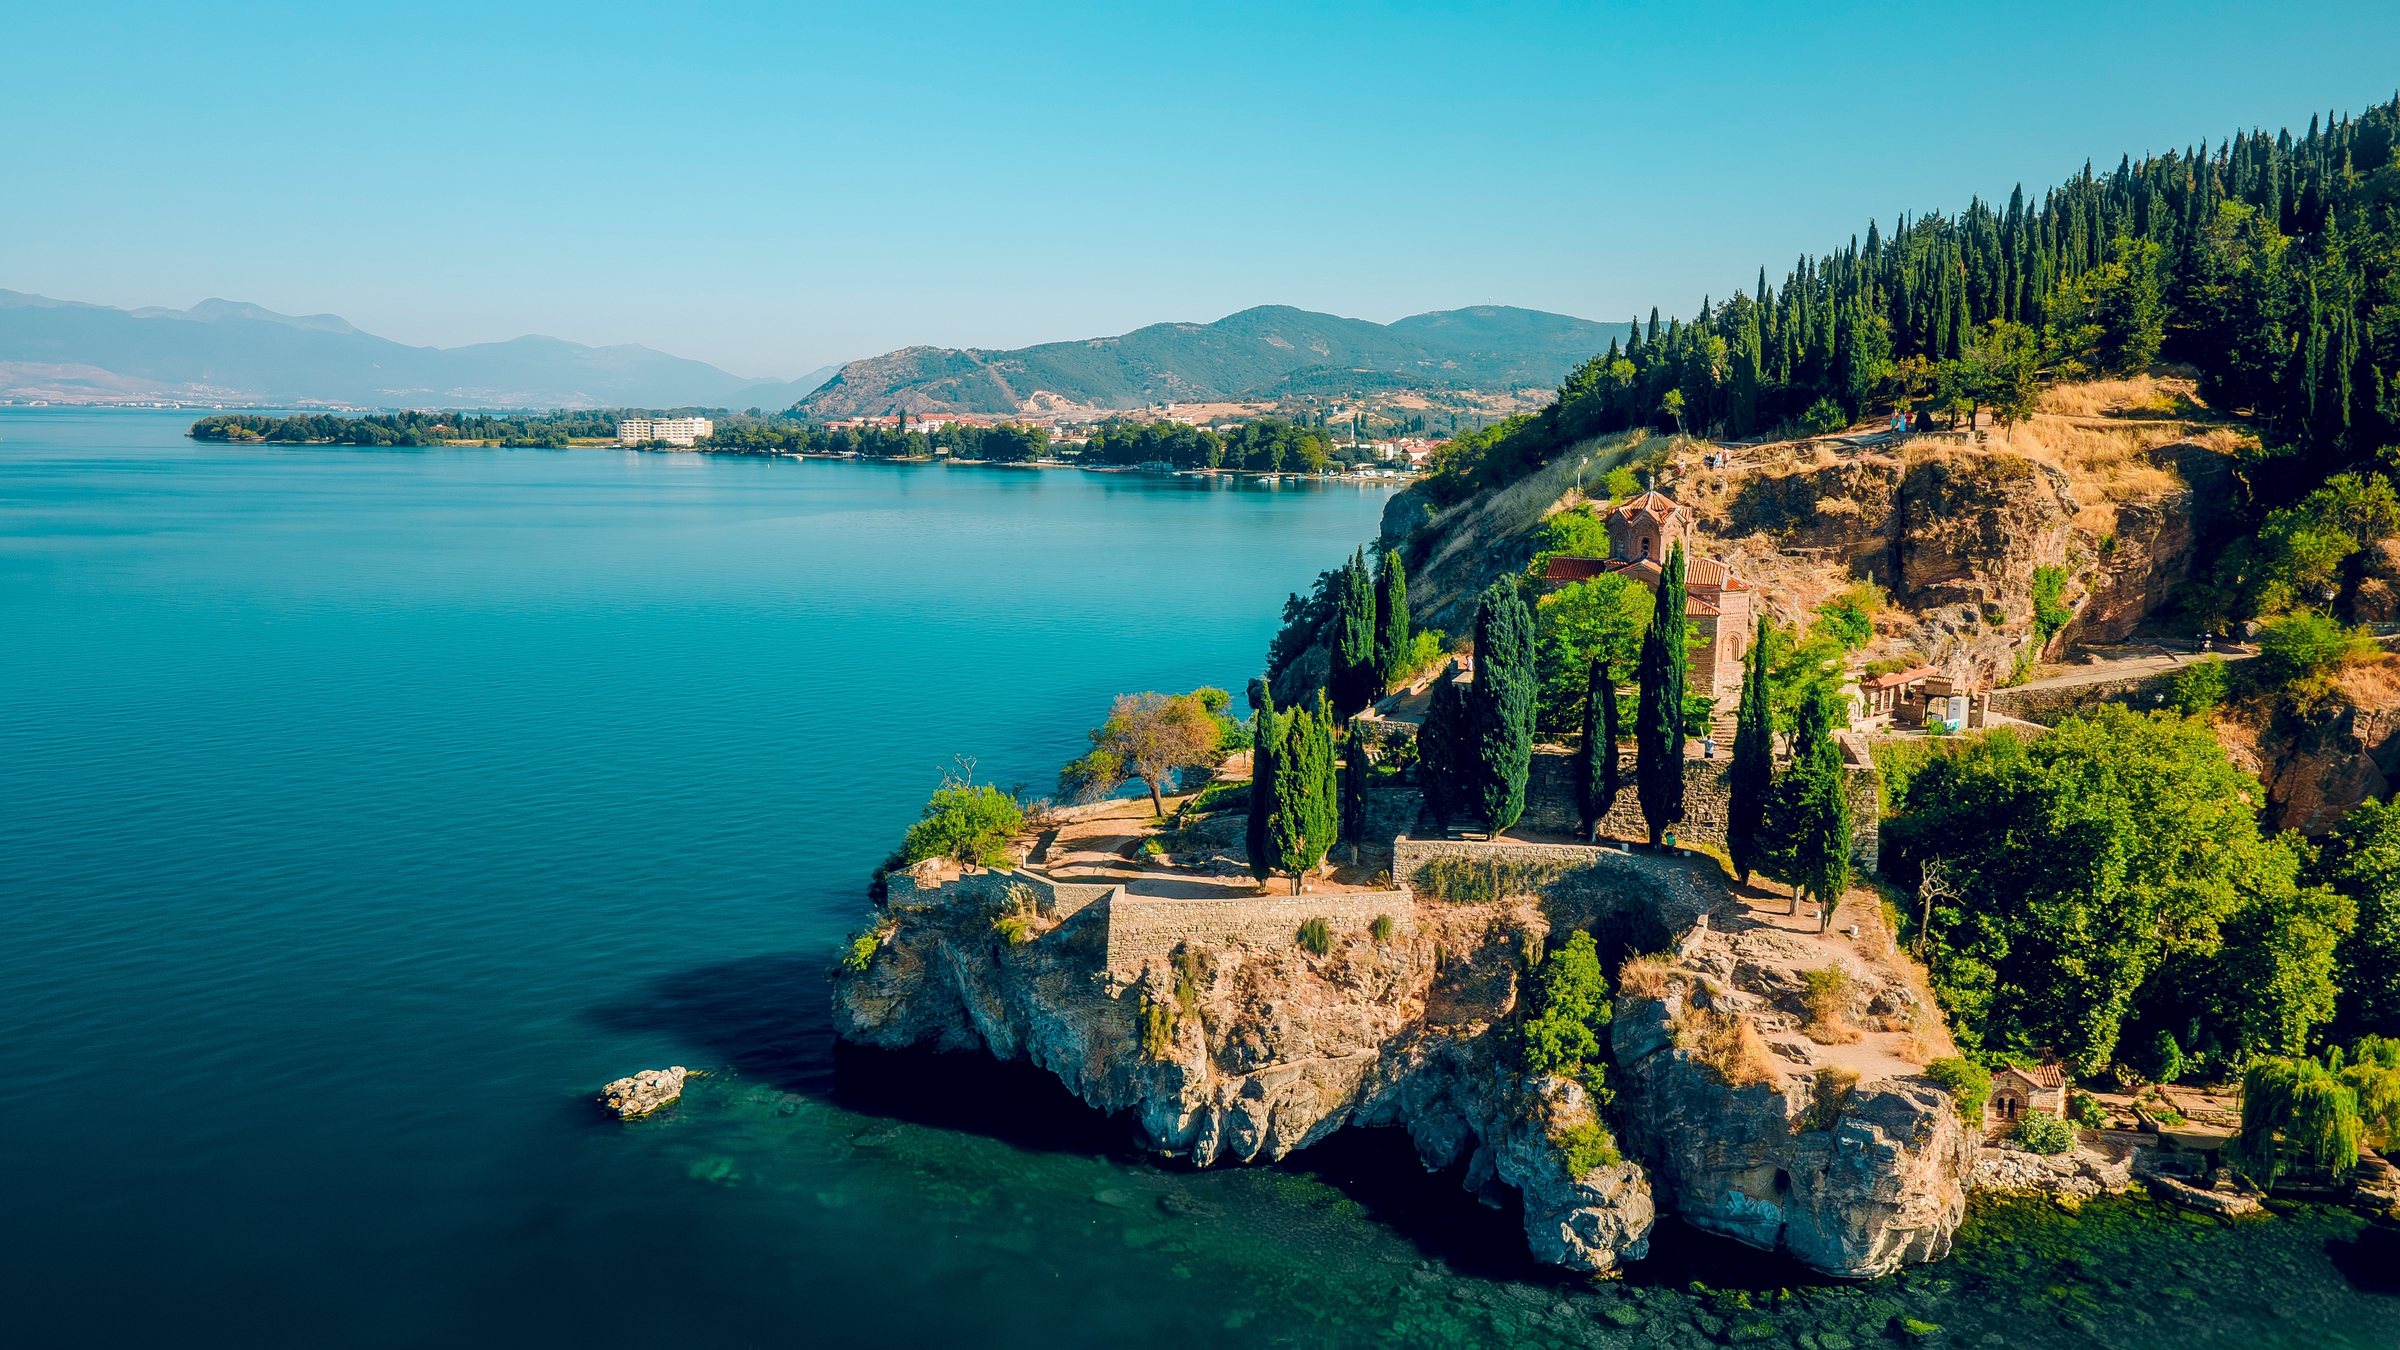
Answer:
[599,1066,687,1119]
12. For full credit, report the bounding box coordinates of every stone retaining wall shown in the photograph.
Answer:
[1390,836,1721,931]
[884,869,1118,923]
[1101,889,1410,972]
[1519,748,1880,872]
[1988,666,2198,725]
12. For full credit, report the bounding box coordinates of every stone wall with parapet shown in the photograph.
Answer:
[1389,836,1723,932]
[1518,748,1881,872]
[1987,667,2193,725]
[884,868,1119,924]
[1100,889,1410,973]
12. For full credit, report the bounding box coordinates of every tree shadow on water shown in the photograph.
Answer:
[2325,1219,2400,1296]
[586,950,1131,1156]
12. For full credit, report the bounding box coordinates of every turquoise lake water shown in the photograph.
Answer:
[4,407,2396,1348]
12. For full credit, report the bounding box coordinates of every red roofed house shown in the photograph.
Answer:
[1990,1062,2065,1127]
[1541,491,1754,703]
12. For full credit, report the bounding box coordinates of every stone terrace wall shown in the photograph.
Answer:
[1101,889,1410,973]
[1987,667,2195,725]
[1520,749,1880,871]
[885,869,1119,924]
[1391,837,1722,932]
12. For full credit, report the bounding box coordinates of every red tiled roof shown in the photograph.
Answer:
[1862,665,1937,690]
[1998,1063,2065,1089]
[1543,557,1616,582]
[1611,490,1683,523]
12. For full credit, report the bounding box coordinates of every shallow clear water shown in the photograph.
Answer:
[4,408,2395,1348]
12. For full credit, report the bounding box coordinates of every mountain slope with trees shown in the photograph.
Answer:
[793,304,1616,416]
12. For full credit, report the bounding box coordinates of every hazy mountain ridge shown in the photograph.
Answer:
[795,304,1615,416]
[0,290,834,409]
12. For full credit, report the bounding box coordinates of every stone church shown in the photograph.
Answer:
[1542,491,1755,705]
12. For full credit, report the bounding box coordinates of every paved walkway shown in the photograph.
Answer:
[2011,640,2252,693]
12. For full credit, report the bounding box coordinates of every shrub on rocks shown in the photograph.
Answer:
[2013,1111,2075,1154]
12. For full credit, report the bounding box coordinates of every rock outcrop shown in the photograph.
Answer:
[599,1066,687,1118]
[1610,988,1972,1277]
[836,843,1974,1278]
[2215,660,2400,835]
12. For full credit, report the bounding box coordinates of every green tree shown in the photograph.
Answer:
[1727,615,1775,884]
[1062,690,1222,818]
[1269,697,1335,892]
[899,769,1025,869]
[1246,688,1280,886]
[1341,723,1368,858]
[1573,658,1623,840]
[2229,1055,2362,1188]
[1469,581,1536,832]
[1519,929,1615,1080]
[1420,668,1466,833]
[1534,573,1652,742]
[1636,544,1690,845]
[2214,846,2353,1059]
[1373,549,1410,691]
[2318,799,2400,1039]
[1764,688,1853,929]
[1332,548,1378,717]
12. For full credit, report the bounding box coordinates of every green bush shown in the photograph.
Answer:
[2013,1111,2075,1154]
[1296,917,1333,956]
[1601,464,1640,500]
[2068,1089,2110,1130]
[1370,914,1396,944]
[1557,1117,1621,1173]
[1414,855,1574,904]
[1386,628,1450,689]
[2170,656,2230,716]
[900,778,1025,868]
[841,931,881,973]
[1140,998,1174,1059]
[2031,565,2073,644]
[1799,398,1848,436]
[1183,778,1250,816]
[2255,610,2379,689]
[1923,1057,1992,1118]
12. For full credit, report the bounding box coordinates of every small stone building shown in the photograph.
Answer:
[1989,1062,2065,1125]
[1540,491,1754,704]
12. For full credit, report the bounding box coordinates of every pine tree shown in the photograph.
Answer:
[1246,686,1279,886]
[1420,666,1465,833]
[1333,548,1377,717]
[1573,657,1621,840]
[1373,549,1410,690]
[1637,543,1689,846]
[1727,614,1775,884]
[1468,581,1536,833]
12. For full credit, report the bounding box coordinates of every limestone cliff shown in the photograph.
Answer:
[833,841,1975,1279]
[2215,657,2400,835]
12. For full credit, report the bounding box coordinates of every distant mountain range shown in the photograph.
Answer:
[795,305,1616,417]
[0,290,837,410]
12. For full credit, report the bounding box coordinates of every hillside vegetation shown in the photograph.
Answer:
[793,304,1615,417]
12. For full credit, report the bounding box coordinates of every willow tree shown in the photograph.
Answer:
[1468,581,1536,833]
[1573,657,1622,841]
[1726,614,1775,883]
[2229,1055,2362,1189]
[1374,549,1410,691]
[1635,543,1689,845]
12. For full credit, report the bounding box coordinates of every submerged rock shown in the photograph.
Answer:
[599,1066,687,1119]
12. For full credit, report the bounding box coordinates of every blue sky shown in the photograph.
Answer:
[9,1,2397,378]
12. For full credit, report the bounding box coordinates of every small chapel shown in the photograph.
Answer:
[1542,491,1755,704]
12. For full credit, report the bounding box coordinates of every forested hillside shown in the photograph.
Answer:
[792,304,1612,416]
[1431,98,2400,512]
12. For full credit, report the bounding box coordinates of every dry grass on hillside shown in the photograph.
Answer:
[1617,952,1682,1002]
[1678,1005,1780,1088]
[2037,373,2205,420]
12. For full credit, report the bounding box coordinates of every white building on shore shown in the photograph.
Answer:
[617,417,713,447]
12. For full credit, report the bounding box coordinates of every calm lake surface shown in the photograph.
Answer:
[4,408,2395,1348]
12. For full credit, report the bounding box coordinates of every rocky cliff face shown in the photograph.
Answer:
[2216,659,2400,834]
[835,848,1974,1279]
[1610,1006,1970,1278]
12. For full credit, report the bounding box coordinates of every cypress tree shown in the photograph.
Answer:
[1573,657,1621,840]
[1246,686,1279,886]
[1420,666,1465,833]
[1341,721,1367,859]
[1636,543,1690,846]
[1468,581,1536,834]
[1270,697,1336,892]
[1333,548,1377,717]
[1308,690,1341,872]
[1727,614,1775,884]
[1373,549,1410,690]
